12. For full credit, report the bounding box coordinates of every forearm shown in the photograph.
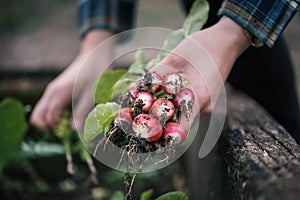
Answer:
[80,29,113,54]
[60,29,113,82]
[190,16,251,81]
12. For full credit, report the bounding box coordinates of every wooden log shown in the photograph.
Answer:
[221,86,300,200]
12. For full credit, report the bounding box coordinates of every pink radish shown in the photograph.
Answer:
[174,88,195,121]
[149,72,163,93]
[134,91,154,112]
[114,108,134,125]
[132,114,163,142]
[126,87,139,104]
[150,98,175,121]
[163,72,182,95]
[163,122,187,144]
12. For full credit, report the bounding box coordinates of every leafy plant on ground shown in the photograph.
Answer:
[54,110,99,184]
[0,98,58,197]
[0,98,97,198]
[0,98,27,172]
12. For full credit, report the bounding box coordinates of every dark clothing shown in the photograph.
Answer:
[184,0,300,142]
[229,38,300,142]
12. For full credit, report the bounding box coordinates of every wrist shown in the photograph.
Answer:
[77,29,114,72]
[81,29,113,54]
[214,16,251,57]
[188,16,251,81]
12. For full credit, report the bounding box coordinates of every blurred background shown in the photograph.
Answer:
[0,0,299,199]
[0,0,299,103]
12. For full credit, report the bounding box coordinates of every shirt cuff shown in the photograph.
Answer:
[218,0,300,47]
[77,0,137,39]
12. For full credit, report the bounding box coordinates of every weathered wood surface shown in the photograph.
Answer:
[221,87,300,200]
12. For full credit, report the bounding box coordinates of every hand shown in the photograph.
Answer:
[152,16,250,126]
[30,30,113,131]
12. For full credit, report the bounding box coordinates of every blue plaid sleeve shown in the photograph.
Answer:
[78,0,137,39]
[218,0,300,47]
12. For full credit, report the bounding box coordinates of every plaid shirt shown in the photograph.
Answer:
[218,0,300,47]
[78,0,137,38]
[78,0,299,47]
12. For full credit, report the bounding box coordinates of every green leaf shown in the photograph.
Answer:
[145,30,185,70]
[54,111,71,140]
[94,69,127,104]
[135,49,146,65]
[111,73,142,98]
[140,189,154,200]
[110,191,125,200]
[156,191,189,200]
[103,170,125,185]
[0,98,27,171]
[109,50,146,98]
[159,30,185,60]
[21,141,64,158]
[83,102,120,142]
[103,50,145,101]
[182,0,209,36]
[128,50,146,75]
[145,0,209,70]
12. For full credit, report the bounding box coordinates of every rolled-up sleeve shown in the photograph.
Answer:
[218,0,300,47]
[78,0,137,39]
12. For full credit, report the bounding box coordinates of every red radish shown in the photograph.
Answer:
[132,114,162,142]
[126,86,139,104]
[134,91,154,112]
[174,88,195,108]
[114,109,134,133]
[114,108,134,125]
[150,98,175,121]
[163,72,182,95]
[163,122,187,144]
[174,88,195,121]
[149,72,163,93]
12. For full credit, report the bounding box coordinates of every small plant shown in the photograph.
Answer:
[0,98,101,199]
[54,111,99,184]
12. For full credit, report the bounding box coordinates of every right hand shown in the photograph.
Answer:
[151,16,250,129]
[30,30,113,131]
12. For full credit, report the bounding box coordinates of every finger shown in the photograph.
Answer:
[44,98,64,129]
[30,97,49,131]
[200,103,214,116]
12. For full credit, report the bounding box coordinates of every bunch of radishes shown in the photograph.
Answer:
[113,71,195,148]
